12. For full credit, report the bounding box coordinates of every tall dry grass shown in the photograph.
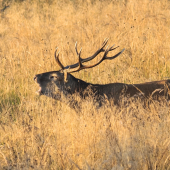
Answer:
[0,0,170,169]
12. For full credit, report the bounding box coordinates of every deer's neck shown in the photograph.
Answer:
[66,75,91,94]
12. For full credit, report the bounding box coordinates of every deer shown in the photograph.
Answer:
[34,39,170,109]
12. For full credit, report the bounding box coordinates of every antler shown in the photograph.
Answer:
[55,39,125,73]
[54,48,64,69]
[67,45,125,73]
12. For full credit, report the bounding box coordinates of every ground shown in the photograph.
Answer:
[0,0,170,169]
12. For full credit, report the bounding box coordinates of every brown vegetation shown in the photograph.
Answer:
[0,0,170,169]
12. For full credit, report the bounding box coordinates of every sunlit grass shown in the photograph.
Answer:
[0,0,170,169]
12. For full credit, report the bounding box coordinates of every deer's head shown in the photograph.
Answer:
[34,39,125,100]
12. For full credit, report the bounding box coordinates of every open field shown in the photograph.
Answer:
[0,0,170,169]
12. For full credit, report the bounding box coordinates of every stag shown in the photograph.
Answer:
[34,39,170,108]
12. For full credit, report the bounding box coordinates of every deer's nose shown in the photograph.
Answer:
[34,75,37,82]
[34,74,43,83]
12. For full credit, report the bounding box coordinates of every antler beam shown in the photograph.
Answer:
[55,39,125,73]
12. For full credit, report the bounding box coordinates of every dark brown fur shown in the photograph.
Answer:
[34,71,170,107]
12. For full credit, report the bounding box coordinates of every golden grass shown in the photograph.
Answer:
[0,0,170,169]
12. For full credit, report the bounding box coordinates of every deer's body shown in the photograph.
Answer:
[35,71,170,105]
[34,39,170,107]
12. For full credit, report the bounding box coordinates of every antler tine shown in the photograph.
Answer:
[54,48,64,70]
[75,42,79,56]
[75,45,83,68]
[102,38,109,48]
[78,48,83,68]
[108,44,119,52]
[76,46,82,59]
[105,48,125,60]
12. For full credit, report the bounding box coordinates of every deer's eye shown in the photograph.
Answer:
[50,75,57,80]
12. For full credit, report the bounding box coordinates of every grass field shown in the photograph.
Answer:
[0,0,170,169]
